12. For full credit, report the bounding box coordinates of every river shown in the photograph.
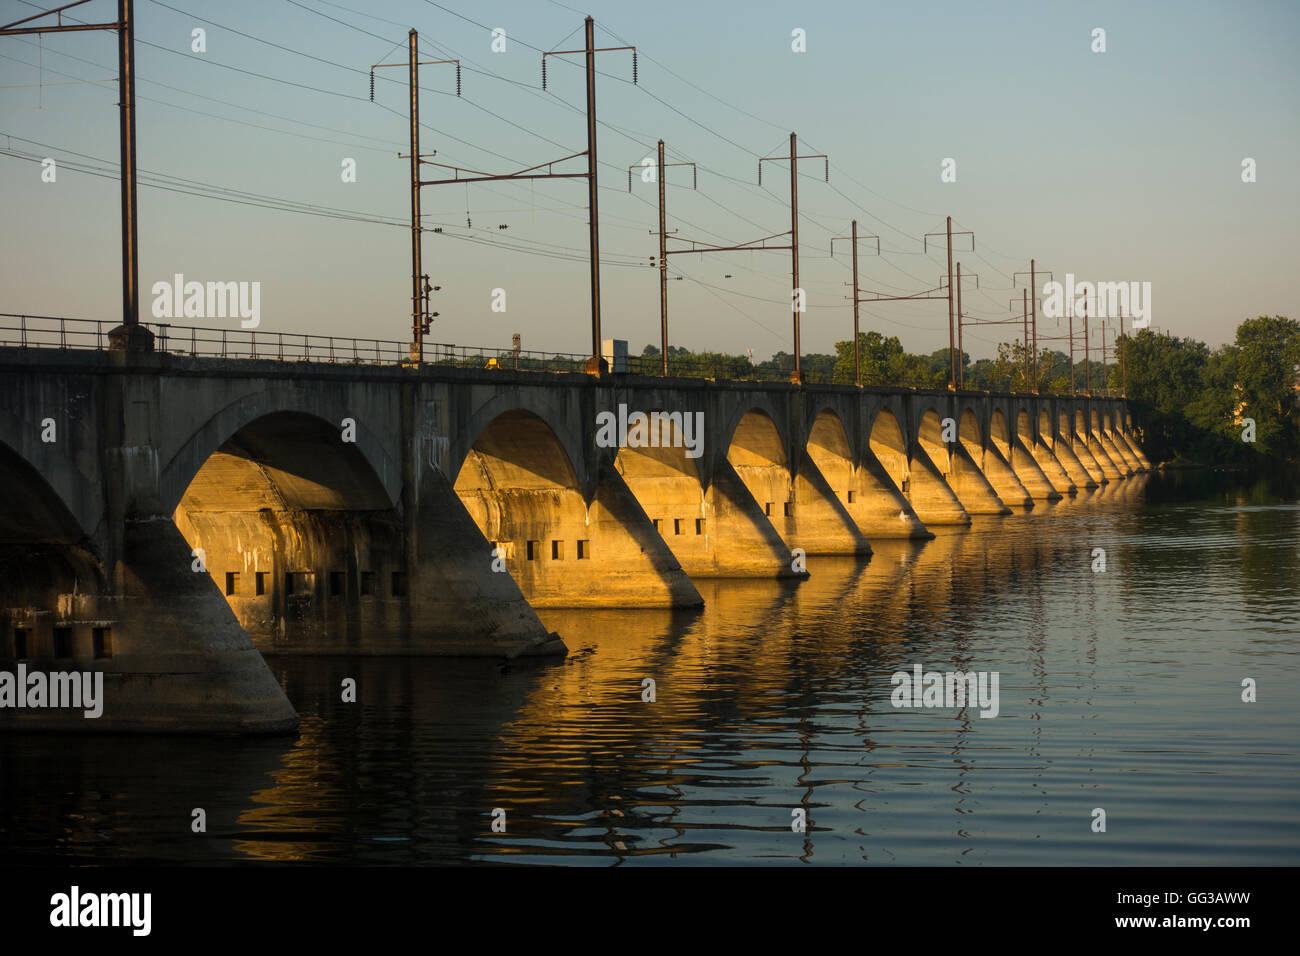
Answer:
[2,470,1296,865]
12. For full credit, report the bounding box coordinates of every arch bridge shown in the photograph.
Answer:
[0,347,1147,732]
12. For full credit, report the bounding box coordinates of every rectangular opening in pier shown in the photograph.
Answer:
[329,571,344,597]
[526,540,537,561]
[255,571,267,596]
[225,571,239,596]
[674,519,683,535]
[551,540,564,560]
[285,572,315,596]
[577,539,589,559]
[360,571,374,596]
[13,627,28,659]
[53,626,72,659]
[391,571,407,597]
[695,519,704,535]
[93,628,112,660]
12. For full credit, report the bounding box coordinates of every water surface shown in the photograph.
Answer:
[2,470,1297,865]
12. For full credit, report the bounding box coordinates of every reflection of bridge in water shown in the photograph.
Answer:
[0,324,1149,732]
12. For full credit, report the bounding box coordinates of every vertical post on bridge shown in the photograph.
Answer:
[851,219,860,387]
[658,139,667,375]
[946,216,955,390]
[789,132,801,383]
[409,29,422,364]
[584,16,603,372]
[118,0,138,337]
[956,261,964,389]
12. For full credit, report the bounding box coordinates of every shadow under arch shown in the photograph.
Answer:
[173,410,405,653]
[456,409,701,607]
[0,441,109,678]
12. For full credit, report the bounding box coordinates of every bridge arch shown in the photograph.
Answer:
[806,409,854,497]
[161,388,401,516]
[1018,409,1035,447]
[959,407,982,450]
[990,409,1010,460]
[869,408,909,491]
[452,392,586,496]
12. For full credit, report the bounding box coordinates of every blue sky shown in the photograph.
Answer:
[1,0,1296,360]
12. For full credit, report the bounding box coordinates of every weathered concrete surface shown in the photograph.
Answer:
[1,344,1140,732]
[1072,433,1109,485]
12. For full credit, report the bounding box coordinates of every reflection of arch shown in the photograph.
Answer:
[178,412,393,513]
[1060,411,1071,438]
[454,410,579,492]
[1038,409,1052,444]
[727,409,787,468]
[1075,409,1087,434]
[869,409,909,489]
[1090,409,1100,432]
[807,410,853,492]
[1102,410,1112,432]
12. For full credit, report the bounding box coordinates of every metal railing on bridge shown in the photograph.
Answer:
[0,313,1123,395]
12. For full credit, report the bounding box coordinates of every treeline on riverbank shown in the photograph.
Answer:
[636,315,1299,467]
[1118,317,1299,467]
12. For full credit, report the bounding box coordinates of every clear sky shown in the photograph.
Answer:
[1,0,1297,361]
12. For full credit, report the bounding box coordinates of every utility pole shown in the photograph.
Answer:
[946,218,955,387]
[924,220,974,390]
[628,142,695,375]
[1014,260,1051,393]
[789,133,800,379]
[759,135,828,384]
[1030,259,1037,390]
[1081,293,1091,398]
[955,261,964,388]
[583,17,601,366]
[541,19,635,373]
[657,138,666,374]
[408,30,421,361]
[1118,311,1127,397]
[851,220,860,386]
[830,224,881,387]
[1022,288,1030,388]
[420,19,633,375]
[370,36,459,364]
[1,0,149,348]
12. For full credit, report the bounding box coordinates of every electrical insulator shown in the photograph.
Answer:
[824,160,829,183]
[632,50,637,84]
[541,58,547,90]
[456,62,461,96]
[466,216,472,228]
[369,69,374,101]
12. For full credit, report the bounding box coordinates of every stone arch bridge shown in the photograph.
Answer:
[0,348,1147,732]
